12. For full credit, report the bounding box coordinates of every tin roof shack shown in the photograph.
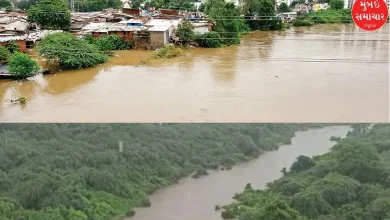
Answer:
[132,31,151,50]
[0,18,30,52]
[147,25,170,49]
[0,35,27,52]
[89,23,146,42]
[191,21,214,35]
[145,19,180,38]
[279,12,297,23]
[26,30,63,49]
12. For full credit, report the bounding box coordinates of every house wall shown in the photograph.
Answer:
[194,26,209,35]
[160,9,179,15]
[0,40,26,52]
[149,30,169,49]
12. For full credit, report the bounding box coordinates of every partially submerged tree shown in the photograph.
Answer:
[28,0,71,30]
[38,33,107,69]
[175,20,196,42]
[245,0,282,30]
[205,0,249,45]
[7,52,40,80]
[93,35,131,53]
[0,46,10,62]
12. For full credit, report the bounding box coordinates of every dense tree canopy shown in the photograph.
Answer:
[7,52,40,79]
[28,0,71,30]
[0,0,11,8]
[222,124,390,220]
[38,33,107,69]
[0,124,322,219]
[73,0,122,12]
[205,0,250,45]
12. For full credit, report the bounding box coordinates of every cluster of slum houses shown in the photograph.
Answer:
[0,6,214,52]
[0,11,62,52]
[70,8,214,49]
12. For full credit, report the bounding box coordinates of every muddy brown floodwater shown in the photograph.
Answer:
[0,24,388,122]
[128,126,352,220]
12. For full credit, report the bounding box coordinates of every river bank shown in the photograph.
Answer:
[127,125,352,220]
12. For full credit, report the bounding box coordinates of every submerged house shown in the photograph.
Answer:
[0,17,30,52]
[144,19,180,49]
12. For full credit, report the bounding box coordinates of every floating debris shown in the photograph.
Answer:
[11,97,27,104]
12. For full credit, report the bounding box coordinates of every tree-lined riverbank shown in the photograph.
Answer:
[222,124,389,220]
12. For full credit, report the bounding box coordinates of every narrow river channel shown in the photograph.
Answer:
[129,125,352,220]
[0,24,388,122]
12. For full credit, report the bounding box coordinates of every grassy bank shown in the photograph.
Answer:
[221,124,390,220]
[294,9,352,26]
[0,124,325,220]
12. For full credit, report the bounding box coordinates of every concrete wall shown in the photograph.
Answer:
[0,40,27,52]
[149,30,169,49]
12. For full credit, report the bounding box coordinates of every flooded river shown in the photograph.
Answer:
[129,126,352,220]
[0,24,388,122]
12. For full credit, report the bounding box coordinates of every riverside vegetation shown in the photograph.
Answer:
[220,124,390,220]
[0,124,325,220]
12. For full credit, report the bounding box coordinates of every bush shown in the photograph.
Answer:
[152,45,183,59]
[5,41,19,54]
[83,34,95,44]
[93,35,132,53]
[307,9,352,24]
[0,46,10,61]
[197,32,222,48]
[7,52,40,80]
[294,19,314,26]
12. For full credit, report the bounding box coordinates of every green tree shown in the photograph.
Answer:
[205,0,249,45]
[197,32,222,48]
[93,35,131,53]
[28,0,71,30]
[0,0,11,8]
[5,41,19,54]
[0,46,10,62]
[290,155,316,173]
[245,0,282,30]
[74,0,122,12]
[17,0,37,10]
[7,52,40,80]
[329,0,344,9]
[279,2,290,12]
[175,20,196,42]
[38,33,107,69]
